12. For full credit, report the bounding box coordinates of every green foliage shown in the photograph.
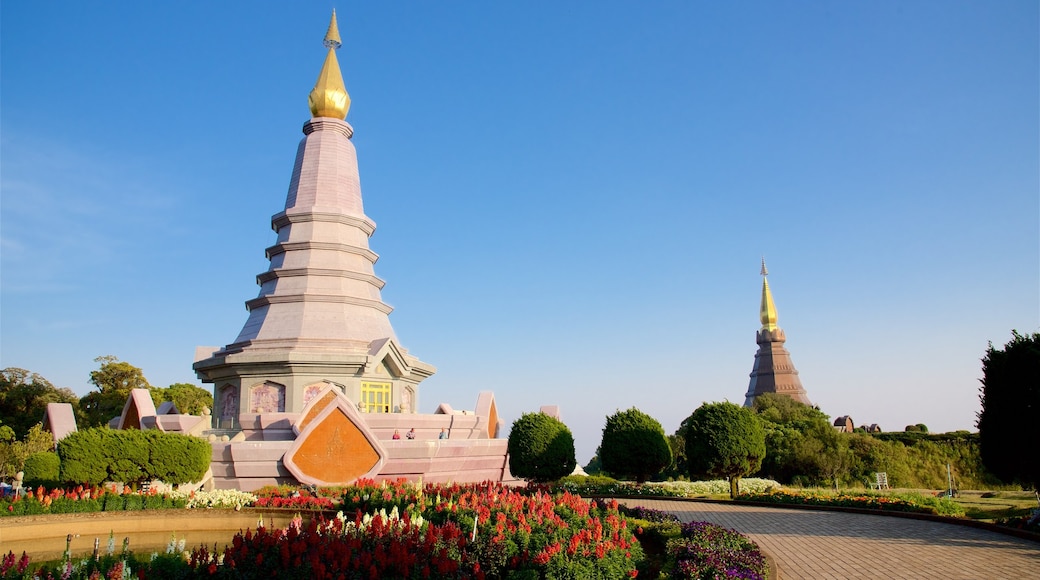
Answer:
[507,412,576,483]
[80,356,161,428]
[582,447,603,475]
[754,397,854,488]
[162,383,214,415]
[599,407,672,483]
[0,367,79,439]
[143,430,211,484]
[22,451,60,486]
[749,394,848,487]
[0,424,55,480]
[58,428,106,484]
[739,488,965,517]
[664,432,686,479]
[0,489,185,518]
[851,431,1001,489]
[550,474,781,498]
[977,330,1040,490]
[748,395,998,490]
[58,427,210,485]
[683,402,765,498]
[752,393,831,427]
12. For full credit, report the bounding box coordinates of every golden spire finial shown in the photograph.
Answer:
[324,9,342,49]
[309,10,351,119]
[760,259,778,331]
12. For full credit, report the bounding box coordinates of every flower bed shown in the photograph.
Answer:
[169,489,257,510]
[996,510,1040,533]
[252,495,334,510]
[646,479,780,497]
[738,488,965,516]
[4,481,647,579]
[1,486,185,517]
[2,480,777,578]
[550,476,780,498]
[668,521,766,580]
[250,484,335,510]
[619,506,767,580]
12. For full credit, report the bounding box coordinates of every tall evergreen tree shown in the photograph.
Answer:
[977,331,1040,490]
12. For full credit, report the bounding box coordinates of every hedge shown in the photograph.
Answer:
[57,427,210,486]
[22,451,60,487]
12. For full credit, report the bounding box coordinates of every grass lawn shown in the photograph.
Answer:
[953,490,1039,522]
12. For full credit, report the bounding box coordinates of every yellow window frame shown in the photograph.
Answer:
[361,381,392,413]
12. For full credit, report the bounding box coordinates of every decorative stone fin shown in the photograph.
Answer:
[43,403,78,443]
[283,390,387,486]
[475,392,500,439]
[118,389,157,430]
[539,405,561,420]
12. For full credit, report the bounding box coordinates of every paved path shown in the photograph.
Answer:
[621,499,1040,580]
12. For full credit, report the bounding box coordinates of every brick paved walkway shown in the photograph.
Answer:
[621,499,1040,580]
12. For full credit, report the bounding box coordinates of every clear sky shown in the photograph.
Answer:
[2,2,1037,464]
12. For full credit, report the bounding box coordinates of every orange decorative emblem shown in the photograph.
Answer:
[284,390,386,486]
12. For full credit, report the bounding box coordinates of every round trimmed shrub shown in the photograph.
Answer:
[507,412,576,483]
[684,402,765,498]
[600,407,671,483]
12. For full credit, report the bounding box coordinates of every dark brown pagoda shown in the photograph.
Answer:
[743,260,812,407]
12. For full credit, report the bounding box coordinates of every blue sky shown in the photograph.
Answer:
[2,2,1037,463]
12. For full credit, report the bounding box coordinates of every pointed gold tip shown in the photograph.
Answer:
[759,262,778,331]
[324,9,342,49]
[309,10,350,119]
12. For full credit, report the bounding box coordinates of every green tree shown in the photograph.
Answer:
[0,423,54,480]
[0,368,79,439]
[752,393,830,430]
[79,356,161,428]
[796,420,854,489]
[582,446,603,475]
[664,432,687,479]
[507,412,576,483]
[599,407,672,483]
[977,331,1040,490]
[162,383,214,415]
[684,402,765,498]
[750,393,858,487]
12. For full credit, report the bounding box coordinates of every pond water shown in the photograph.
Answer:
[0,509,304,562]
